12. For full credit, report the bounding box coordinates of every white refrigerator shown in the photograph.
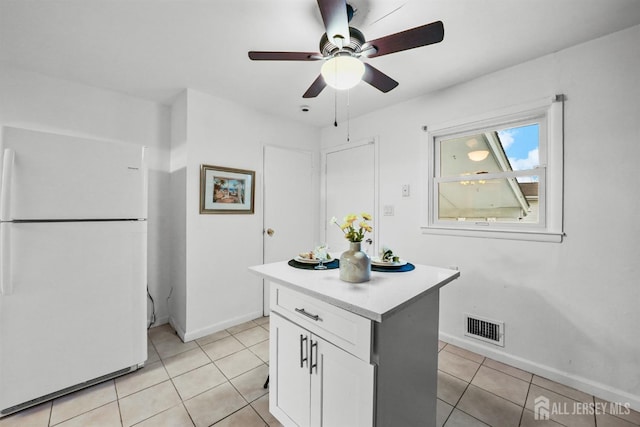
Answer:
[0,127,147,417]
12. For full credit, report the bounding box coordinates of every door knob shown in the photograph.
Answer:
[266,228,275,236]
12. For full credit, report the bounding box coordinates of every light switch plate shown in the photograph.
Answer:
[402,184,410,197]
[383,205,395,216]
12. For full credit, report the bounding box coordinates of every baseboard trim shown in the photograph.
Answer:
[169,317,187,341]
[439,332,640,412]
[181,310,264,343]
[148,315,169,329]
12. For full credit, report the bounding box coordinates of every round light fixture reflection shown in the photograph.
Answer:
[465,138,479,148]
[468,150,490,162]
[321,55,365,90]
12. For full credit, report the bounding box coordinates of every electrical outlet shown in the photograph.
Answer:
[402,184,410,197]
[383,205,395,216]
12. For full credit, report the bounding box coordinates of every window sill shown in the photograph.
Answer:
[421,226,564,243]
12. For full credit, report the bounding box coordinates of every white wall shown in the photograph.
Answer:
[170,89,320,341]
[0,64,173,326]
[3,22,637,409]
[0,65,323,345]
[321,25,640,409]
[168,91,188,332]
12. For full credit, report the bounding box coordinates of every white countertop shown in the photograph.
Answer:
[249,261,460,322]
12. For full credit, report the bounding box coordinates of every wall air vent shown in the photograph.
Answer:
[464,314,504,346]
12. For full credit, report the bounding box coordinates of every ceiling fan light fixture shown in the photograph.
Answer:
[248,1,444,98]
[468,150,490,162]
[321,55,365,90]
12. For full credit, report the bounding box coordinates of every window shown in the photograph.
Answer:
[423,96,564,242]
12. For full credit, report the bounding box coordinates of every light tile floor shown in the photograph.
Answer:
[2,317,639,427]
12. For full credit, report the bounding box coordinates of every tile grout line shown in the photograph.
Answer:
[480,359,533,383]
[437,344,455,426]
[518,371,534,427]
[151,335,193,427]
[115,387,125,427]
[449,356,496,427]
[165,370,196,427]
[40,321,636,427]
[197,325,271,426]
[440,345,533,427]
[215,325,272,427]
[438,344,481,426]
[441,342,598,427]
[147,326,236,426]
[150,322,271,426]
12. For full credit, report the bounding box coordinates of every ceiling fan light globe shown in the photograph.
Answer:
[321,56,365,90]
[468,150,490,162]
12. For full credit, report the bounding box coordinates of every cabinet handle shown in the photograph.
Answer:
[310,339,318,374]
[295,307,321,322]
[300,334,308,368]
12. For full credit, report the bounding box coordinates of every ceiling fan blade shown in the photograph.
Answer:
[364,20,444,58]
[303,75,327,98]
[362,63,399,93]
[248,51,323,61]
[317,0,351,47]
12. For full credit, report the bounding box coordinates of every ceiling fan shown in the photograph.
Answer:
[248,0,444,98]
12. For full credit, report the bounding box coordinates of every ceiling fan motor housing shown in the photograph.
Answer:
[320,27,366,57]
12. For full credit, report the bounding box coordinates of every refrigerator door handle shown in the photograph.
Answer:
[1,148,15,221]
[0,223,11,296]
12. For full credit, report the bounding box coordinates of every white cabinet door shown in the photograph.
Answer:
[270,313,311,426]
[271,312,375,427]
[311,337,375,427]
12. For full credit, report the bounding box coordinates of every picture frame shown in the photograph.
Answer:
[200,164,255,214]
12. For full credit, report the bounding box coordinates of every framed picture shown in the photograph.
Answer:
[200,164,255,214]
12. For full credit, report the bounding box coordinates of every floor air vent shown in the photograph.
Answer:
[464,314,504,346]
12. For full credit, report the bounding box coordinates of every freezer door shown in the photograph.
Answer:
[0,221,147,411]
[0,127,147,221]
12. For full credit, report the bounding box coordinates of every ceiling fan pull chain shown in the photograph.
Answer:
[334,88,338,127]
[347,89,351,142]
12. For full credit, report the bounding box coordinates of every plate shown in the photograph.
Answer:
[371,258,407,267]
[294,256,333,264]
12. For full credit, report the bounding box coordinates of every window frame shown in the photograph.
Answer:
[422,95,564,242]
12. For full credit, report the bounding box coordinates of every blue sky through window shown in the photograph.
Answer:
[498,123,539,171]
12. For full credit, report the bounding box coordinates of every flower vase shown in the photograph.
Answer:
[339,241,371,283]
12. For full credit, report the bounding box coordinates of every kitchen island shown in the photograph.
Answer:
[249,260,460,427]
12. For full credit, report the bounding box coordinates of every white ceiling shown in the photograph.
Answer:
[2,0,640,127]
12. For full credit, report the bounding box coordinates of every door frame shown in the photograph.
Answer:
[320,136,380,255]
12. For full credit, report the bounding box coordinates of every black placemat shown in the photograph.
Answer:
[371,262,415,273]
[288,259,339,270]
